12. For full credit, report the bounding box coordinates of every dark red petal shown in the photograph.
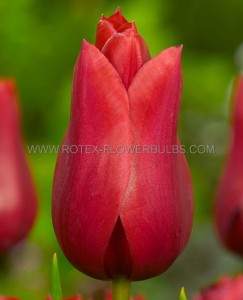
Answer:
[119,46,193,280]
[52,41,131,280]
[225,207,243,254]
[102,34,151,89]
[104,217,132,278]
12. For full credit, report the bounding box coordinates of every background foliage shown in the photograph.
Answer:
[0,0,243,299]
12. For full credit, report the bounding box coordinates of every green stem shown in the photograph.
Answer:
[112,278,131,300]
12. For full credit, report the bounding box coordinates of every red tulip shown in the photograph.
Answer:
[0,80,37,253]
[52,8,193,280]
[193,275,243,300]
[215,76,243,255]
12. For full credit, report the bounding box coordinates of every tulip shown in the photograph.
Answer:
[0,80,37,253]
[193,275,243,300]
[52,8,193,283]
[215,75,243,255]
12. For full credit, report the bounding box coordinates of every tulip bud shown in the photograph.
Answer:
[193,275,243,300]
[96,8,150,89]
[0,80,37,253]
[215,76,243,255]
[52,8,193,281]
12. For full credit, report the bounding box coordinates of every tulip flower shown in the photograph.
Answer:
[215,75,243,255]
[0,80,37,253]
[52,7,193,290]
[193,275,243,300]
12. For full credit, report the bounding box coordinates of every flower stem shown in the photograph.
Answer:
[112,278,131,300]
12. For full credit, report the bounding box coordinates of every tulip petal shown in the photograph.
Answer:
[95,20,117,51]
[102,34,150,89]
[101,8,128,30]
[52,41,131,279]
[118,46,193,280]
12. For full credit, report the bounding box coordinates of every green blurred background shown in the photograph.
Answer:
[0,0,243,299]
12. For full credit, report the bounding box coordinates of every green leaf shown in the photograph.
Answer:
[51,253,63,300]
[179,287,187,300]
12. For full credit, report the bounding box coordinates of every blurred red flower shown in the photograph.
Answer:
[0,79,37,253]
[194,274,243,300]
[215,75,243,254]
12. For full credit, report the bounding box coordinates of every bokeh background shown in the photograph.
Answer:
[0,0,243,299]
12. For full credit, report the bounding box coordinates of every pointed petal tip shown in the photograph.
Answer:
[81,39,90,49]
[176,44,183,54]
[160,45,183,64]
[131,21,137,31]
[80,39,87,52]
[79,40,96,59]
[170,45,183,61]
[116,7,121,13]
[177,45,183,57]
